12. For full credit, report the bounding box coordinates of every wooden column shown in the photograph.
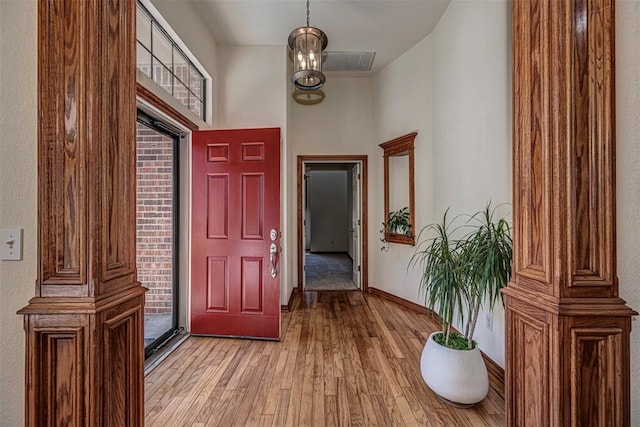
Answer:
[18,0,144,425]
[504,0,637,425]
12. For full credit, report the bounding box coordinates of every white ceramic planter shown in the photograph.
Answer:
[420,332,489,407]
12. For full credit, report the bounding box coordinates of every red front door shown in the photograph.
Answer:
[191,128,281,339]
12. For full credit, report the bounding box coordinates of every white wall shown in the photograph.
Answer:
[215,44,291,304]
[431,0,512,366]
[216,45,288,130]
[288,77,375,294]
[309,170,348,252]
[0,2,38,425]
[616,1,640,420]
[371,34,434,306]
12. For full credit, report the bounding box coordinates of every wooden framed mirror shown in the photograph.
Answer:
[379,132,416,246]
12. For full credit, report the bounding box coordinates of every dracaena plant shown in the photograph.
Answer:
[409,203,512,350]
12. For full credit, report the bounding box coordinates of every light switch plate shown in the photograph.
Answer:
[2,228,23,261]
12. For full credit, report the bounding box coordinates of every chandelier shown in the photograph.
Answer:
[288,0,328,90]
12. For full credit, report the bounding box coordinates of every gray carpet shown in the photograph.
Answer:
[305,252,358,291]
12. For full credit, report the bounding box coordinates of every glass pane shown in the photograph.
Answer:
[136,42,152,78]
[152,25,172,68]
[174,49,189,87]
[174,79,190,111]
[189,65,203,101]
[153,62,173,96]
[190,97,203,119]
[136,121,176,351]
[136,6,151,49]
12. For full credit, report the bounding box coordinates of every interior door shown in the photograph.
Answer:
[191,128,281,339]
[351,164,361,287]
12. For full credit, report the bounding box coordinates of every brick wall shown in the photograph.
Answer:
[136,122,175,315]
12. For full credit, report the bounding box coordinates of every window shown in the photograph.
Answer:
[137,2,206,120]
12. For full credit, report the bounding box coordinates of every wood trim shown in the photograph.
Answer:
[296,155,369,293]
[368,287,428,315]
[367,287,505,399]
[136,82,200,131]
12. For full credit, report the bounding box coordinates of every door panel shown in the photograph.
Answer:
[192,128,280,339]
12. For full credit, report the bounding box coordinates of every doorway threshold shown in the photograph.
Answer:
[144,331,190,376]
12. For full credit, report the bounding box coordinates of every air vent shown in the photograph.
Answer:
[323,51,376,72]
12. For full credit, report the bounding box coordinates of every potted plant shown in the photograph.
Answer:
[380,207,412,250]
[409,203,512,406]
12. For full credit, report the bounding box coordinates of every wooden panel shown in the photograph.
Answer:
[38,0,87,289]
[207,175,229,239]
[567,0,615,291]
[242,174,264,240]
[99,0,137,290]
[512,0,552,290]
[571,327,623,426]
[207,144,229,162]
[207,257,228,311]
[242,142,265,161]
[103,309,138,427]
[34,328,85,427]
[511,309,548,426]
[100,291,145,427]
[241,257,263,313]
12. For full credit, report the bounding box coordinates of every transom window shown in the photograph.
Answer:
[136,2,206,120]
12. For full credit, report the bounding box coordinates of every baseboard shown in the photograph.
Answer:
[482,353,505,399]
[368,287,430,315]
[281,287,299,313]
[367,287,505,399]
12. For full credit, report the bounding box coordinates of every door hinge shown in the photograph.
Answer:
[357,265,361,272]
[357,219,361,225]
[357,173,361,180]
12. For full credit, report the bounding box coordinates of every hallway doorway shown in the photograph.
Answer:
[297,156,369,292]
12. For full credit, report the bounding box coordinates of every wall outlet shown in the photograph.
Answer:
[2,228,23,261]
[485,313,493,332]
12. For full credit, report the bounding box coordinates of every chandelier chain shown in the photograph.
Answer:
[306,0,310,27]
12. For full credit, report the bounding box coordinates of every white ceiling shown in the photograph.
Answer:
[189,0,450,75]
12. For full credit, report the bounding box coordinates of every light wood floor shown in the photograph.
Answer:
[144,291,505,426]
